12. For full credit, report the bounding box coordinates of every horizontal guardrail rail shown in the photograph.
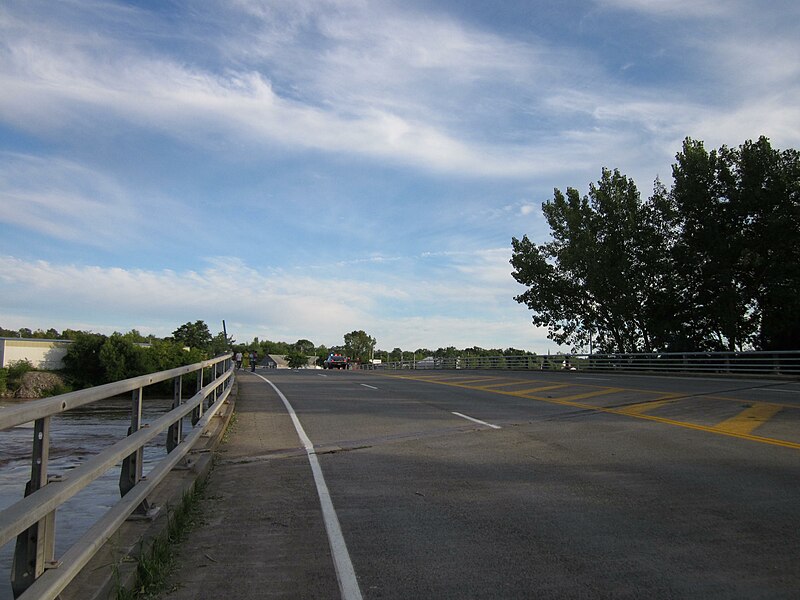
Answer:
[0,353,234,600]
[381,350,800,377]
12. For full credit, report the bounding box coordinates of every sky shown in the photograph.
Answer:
[1,0,799,353]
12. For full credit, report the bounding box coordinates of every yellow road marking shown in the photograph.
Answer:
[549,388,623,402]
[379,373,799,451]
[715,403,783,435]
[618,397,679,415]
[440,377,506,384]
[474,381,533,389]
[512,384,569,395]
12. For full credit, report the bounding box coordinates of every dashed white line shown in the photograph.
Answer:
[360,384,378,390]
[452,411,501,429]
[255,374,363,600]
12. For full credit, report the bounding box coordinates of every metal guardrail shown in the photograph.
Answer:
[0,353,234,600]
[380,351,800,377]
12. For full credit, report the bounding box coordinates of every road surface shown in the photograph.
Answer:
[162,368,800,599]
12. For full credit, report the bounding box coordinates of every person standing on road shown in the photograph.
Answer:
[249,350,257,372]
[235,351,243,370]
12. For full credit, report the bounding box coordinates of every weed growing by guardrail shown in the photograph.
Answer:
[115,479,208,600]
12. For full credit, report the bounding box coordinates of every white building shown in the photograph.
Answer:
[0,338,72,369]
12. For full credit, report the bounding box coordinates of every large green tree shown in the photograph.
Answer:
[511,168,673,352]
[343,330,376,363]
[670,137,800,350]
[669,138,754,350]
[172,320,212,351]
[512,136,800,353]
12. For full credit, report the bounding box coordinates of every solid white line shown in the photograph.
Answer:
[452,411,501,429]
[360,384,378,390]
[575,377,609,381]
[767,389,800,394]
[255,374,363,600]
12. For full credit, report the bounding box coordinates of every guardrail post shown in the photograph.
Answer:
[167,375,183,453]
[11,416,57,598]
[192,369,203,426]
[212,361,219,405]
[119,387,151,515]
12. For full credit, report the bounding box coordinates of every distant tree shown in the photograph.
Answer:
[209,331,234,356]
[62,332,108,387]
[172,320,212,351]
[434,346,460,358]
[61,329,85,340]
[343,330,376,363]
[99,334,148,383]
[286,351,308,369]
[294,339,315,355]
[259,339,291,356]
[314,344,330,367]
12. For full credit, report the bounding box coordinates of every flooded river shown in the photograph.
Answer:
[0,397,176,600]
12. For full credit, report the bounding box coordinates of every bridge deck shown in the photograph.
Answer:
[160,368,800,599]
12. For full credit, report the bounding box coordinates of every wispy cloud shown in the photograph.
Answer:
[0,153,139,244]
[0,252,546,350]
[594,0,732,18]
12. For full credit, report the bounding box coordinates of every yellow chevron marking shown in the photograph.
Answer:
[474,381,533,389]
[552,388,623,402]
[715,403,783,435]
[618,397,679,415]
[379,373,800,451]
[511,384,569,395]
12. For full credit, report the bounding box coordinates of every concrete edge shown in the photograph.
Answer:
[59,380,238,600]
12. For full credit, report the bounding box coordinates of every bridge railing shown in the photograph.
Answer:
[382,350,800,376]
[0,353,234,600]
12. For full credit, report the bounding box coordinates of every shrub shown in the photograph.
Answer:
[7,359,34,381]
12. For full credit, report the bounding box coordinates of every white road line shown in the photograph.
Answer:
[575,377,609,381]
[768,389,800,394]
[360,384,378,390]
[317,373,328,377]
[255,374,363,600]
[452,411,502,429]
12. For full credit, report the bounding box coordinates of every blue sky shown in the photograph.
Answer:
[1,0,799,353]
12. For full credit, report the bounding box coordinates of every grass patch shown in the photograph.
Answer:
[115,478,207,600]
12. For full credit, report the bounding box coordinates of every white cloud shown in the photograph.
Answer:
[0,252,554,351]
[0,1,624,179]
[0,153,139,244]
[594,0,731,18]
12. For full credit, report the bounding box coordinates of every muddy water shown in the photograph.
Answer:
[0,398,179,600]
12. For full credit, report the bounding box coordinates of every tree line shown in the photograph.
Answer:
[4,320,543,387]
[1,321,231,391]
[511,136,800,353]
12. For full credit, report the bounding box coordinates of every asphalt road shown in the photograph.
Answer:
[163,368,800,599]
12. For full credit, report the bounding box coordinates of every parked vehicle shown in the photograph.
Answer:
[324,353,349,369]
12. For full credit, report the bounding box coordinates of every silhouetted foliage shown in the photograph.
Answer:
[511,136,800,352]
